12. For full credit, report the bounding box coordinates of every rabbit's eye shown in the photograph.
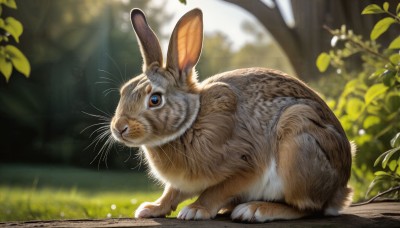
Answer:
[149,93,162,107]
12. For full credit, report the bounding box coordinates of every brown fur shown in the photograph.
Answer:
[110,8,354,223]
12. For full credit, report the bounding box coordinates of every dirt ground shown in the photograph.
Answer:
[2,202,399,227]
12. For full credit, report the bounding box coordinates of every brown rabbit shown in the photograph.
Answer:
[110,8,354,222]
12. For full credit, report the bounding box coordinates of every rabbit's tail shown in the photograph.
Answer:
[324,186,353,216]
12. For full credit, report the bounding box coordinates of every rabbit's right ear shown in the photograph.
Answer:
[166,9,203,87]
[131,8,163,70]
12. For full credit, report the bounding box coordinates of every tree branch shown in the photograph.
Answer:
[221,0,303,77]
[351,185,400,207]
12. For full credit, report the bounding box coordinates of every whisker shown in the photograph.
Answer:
[133,148,144,170]
[103,88,119,97]
[124,149,133,163]
[89,132,113,169]
[106,53,125,84]
[86,129,111,153]
[158,145,176,169]
[89,125,110,138]
[82,111,111,121]
[99,136,115,169]
[98,69,120,84]
[100,76,119,84]
[80,122,109,134]
[124,62,129,83]
[89,104,113,118]
[95,81,113,85]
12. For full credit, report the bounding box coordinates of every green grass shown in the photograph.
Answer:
[0,164,372,222]
[0,164,192,222]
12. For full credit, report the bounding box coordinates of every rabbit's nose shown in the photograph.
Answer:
[112,117,129,137]
[112,117,145,140]
[118,125,129,136]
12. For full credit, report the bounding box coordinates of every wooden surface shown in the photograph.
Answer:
[2,202,399,227]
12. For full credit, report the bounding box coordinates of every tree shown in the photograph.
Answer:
[196,32,233,79]
[221,0,399,81]
[230,20,294,75]
[196,20,294,80]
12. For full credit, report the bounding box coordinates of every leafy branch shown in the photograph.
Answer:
[0,0,31,82]
[316,1,400,202]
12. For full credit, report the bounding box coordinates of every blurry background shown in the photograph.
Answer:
[1,0,399,221]
[0,0,295,168]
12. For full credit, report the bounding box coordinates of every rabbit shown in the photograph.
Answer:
[110,8,354,223]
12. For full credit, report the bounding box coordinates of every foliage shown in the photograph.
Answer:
[0,0,30,82]
[0,0,172,168]
[316,2,400,200]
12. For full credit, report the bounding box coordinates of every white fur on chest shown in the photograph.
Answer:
[242,159,284,201]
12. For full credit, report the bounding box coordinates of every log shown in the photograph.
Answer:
[2,202,399,227]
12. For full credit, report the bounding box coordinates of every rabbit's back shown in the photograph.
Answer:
[202,68,343,132]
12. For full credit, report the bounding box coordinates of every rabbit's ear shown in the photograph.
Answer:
[166,9,203,85]
[131,8,163,70]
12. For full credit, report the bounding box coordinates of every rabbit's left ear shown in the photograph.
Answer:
[166,9,203,86]
[131,8,163,70]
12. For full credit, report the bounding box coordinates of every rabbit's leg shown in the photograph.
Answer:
[276,104,351,214]
[231,201,307,222]
[135,184,192,218]
[177,175,255,220]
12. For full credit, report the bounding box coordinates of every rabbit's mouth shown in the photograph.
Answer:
[110,116,147,146]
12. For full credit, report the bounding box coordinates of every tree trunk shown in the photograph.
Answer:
[222,0,398,82]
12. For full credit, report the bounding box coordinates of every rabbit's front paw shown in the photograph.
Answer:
[177,204,212,220]
[134,202,170,218]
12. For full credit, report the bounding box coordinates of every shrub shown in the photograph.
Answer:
[316,2,400,200]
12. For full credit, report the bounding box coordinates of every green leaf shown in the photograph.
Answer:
[374,171,391,176]
[390,133,400,148]
[1,0,17,9]
[389,53,400,65]
[366,104,381,116]
[397,3,400,13]
[374,152,386,167]
[0,55,12,82]
[179,0,187,4]
[381,69,396,87]
[0,17,23,42]
[364,83,388,105]
[367,174,392,195]
[339,115,352,131]
[316,52,331,72]
[382,147,400,168]
[388,159,397,171]
[369,68,386,80]
[342,79,359,97]
[370,17,395,40]
[383,2,389,11]
[363,115,380,129]
[389,36,400,49]
[385,92,400,113]
[362,4,385,14]
[397,158,400,175]
[346,98,364,121]
[5,45,30,77]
